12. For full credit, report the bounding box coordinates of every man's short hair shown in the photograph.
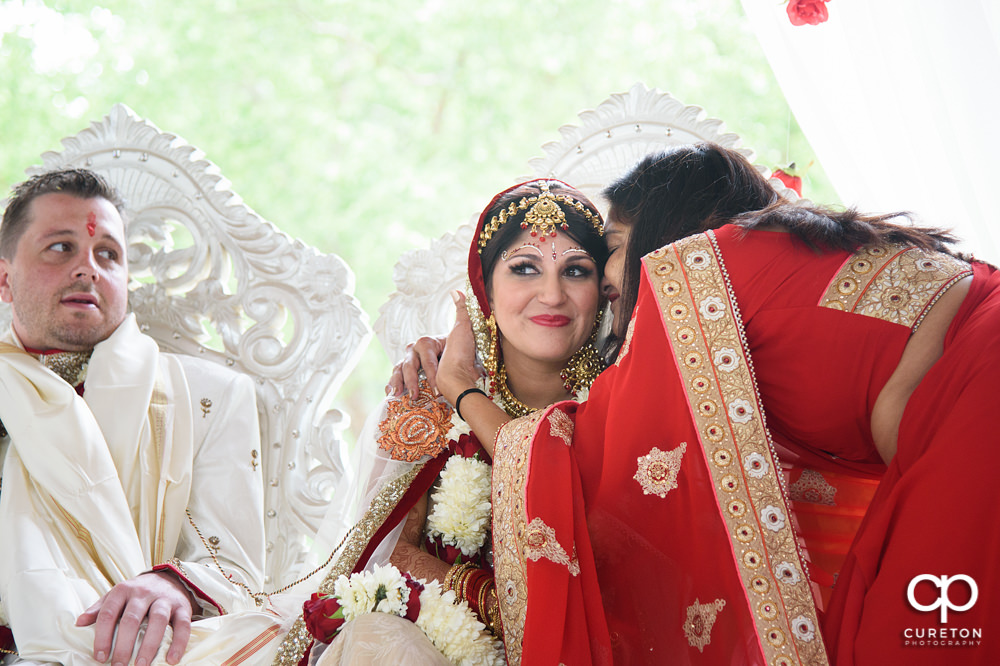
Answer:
[1,169,127,260]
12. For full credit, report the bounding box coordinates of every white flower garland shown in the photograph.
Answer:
[431,382,590,558]
[426,455,493,557]
[333,564,505,665]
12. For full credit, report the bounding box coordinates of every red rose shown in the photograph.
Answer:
[772,167,803,196]
[402,573,424,622]
[424,534,466,564]
[450,433,489,462]
[303,593,346,643]
[786,0,830,26]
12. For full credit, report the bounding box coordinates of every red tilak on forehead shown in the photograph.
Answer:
[86,212,96,236]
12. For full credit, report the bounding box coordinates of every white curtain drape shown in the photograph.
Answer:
[740,0,1000,264]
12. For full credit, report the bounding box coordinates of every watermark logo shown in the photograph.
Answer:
[903,574,982,649]
[907,574,978,623]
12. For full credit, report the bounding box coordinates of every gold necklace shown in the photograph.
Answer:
[493,364,534,419]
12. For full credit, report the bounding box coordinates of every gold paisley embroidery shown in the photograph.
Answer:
[634,442,686,498]
[819,245,971,330]
[684,598,726,653]
[547,409,574,446]
[524,517,580,576]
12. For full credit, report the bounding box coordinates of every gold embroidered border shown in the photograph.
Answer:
[643,232,828,665]
[492,409,547,666]
[270,464,424,666]
[819,244,971,329]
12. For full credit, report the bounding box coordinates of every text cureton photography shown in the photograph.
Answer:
[903,574,983,649]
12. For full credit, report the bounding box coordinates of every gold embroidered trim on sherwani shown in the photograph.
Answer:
[642,231,829,666]
[819,244,971,329]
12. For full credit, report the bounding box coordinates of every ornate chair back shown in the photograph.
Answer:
[1,104,372,588]
[375,83,798,361]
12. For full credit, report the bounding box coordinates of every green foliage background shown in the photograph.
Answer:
[0,0,835,441]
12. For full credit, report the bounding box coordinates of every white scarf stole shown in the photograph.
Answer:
[0,315,195,654]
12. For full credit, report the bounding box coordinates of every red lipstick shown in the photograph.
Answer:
[531,314,570,327]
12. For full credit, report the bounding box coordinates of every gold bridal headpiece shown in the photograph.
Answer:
[477,180,603,254]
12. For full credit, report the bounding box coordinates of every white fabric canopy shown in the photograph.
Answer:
[741,0,1000,264]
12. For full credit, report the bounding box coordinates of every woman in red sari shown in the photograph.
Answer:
[557,143,997,665]
[428,143,999,665]
[271,179,608,665]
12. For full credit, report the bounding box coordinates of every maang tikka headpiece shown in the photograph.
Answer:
[465,179,607,418]
[476,180,603,253]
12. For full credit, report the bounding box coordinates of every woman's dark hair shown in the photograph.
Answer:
[602,143,779,353]
[602,142,960,358]
[479,181,608,293]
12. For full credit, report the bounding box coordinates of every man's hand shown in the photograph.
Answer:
[76,571,197,666]
[387,336,447,398]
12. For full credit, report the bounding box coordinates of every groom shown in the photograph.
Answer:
[0,169,265,665]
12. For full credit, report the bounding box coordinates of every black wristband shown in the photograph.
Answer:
[454,387,488,421]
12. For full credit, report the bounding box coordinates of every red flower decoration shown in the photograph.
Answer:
[424,534,489,567]
[449,432,490,462]
[402,573,424,622]
[303,593,346,644]
[772,167,803,196]
[786,0,830,26]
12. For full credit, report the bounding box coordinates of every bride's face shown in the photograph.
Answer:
[488,229,600,372]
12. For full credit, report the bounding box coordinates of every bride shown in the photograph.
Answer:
[274,179,607,665]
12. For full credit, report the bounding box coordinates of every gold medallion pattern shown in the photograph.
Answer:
[684,598,726,653]
[634,442,687,498]
[819,244,971,330]
[789,469,837,506]
[643,231,828,665]
[524,517,580,575]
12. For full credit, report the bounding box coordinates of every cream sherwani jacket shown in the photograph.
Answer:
[0,315,275,665]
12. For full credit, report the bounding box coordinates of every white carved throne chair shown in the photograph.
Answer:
[2,105,373,589]
[375,83,799,361]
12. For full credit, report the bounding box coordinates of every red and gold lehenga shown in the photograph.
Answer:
[493,224,1000,664]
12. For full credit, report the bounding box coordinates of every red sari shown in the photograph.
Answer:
[494,225,999,664]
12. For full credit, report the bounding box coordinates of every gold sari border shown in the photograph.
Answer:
[643,231,829,666]
[271,464,424,666]
[492,409,547,666]
[819,244,972,330]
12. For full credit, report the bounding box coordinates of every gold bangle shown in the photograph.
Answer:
[486,586,504,639]
[444,561,475,596]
